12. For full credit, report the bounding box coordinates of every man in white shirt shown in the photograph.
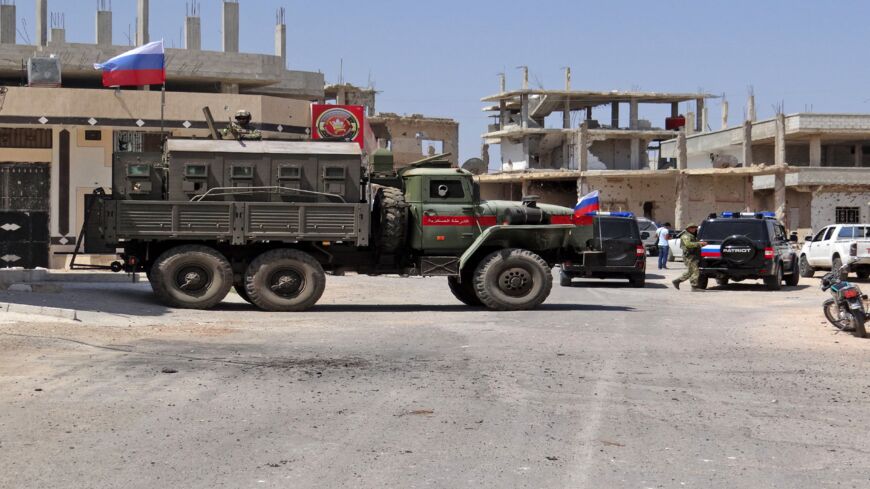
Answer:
[656,222,671,270]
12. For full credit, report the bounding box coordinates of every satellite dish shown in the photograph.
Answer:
[462,157,487,175]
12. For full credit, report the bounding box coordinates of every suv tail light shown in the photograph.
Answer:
[764,247,774,259]
[636,245,645,256]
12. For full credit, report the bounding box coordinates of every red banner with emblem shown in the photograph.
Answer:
[311,104,366,149]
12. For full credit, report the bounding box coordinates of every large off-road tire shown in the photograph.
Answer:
[233,283,252,304]
[447,274,482,306]
[799,255,814,278]
[764,263,783,291]
[244,249,326,312]
[784,259,800,287]
[151,245,233,309]
[371,185,407,254]
[473,248,552,311]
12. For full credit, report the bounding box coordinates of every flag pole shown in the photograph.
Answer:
[160,82,166,138]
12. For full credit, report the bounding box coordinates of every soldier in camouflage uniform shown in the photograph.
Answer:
[672,223,707,291]
[221,110,262,141]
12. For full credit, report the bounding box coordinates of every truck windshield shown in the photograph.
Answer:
[699,220,766,242]
[600,219,640,240]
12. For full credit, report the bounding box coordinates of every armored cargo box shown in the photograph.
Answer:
[112,152,165,200]
[165,140,363,203]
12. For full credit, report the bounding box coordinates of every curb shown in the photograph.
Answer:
[0,302,78,321]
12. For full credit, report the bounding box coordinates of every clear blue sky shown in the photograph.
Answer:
[13,0,870,163]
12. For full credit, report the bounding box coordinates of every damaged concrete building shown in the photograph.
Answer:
[478,70,870,236]
[324,83,460,167]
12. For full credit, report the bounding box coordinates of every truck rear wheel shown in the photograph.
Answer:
[372,185,407,254]
[151,245,233,309]
[244,249,326,312]
[473,249,553,311]
[447,272,482,306]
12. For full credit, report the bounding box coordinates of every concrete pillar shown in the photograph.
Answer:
[855,144,864,167]
[578,121,589,172]
[521,180,531,197]
[611,102,619,129]
[747,95,756,122]
[498,99,507,129]
[809,135,822,167]
[695,98,704,132]
[49,28,64,44]
[671,102,679,118]
[630,139,640,170]
[36,0,47,46]
[701,106,708,133]
[96,9,112,46]
[222,1,240,53]
[721,100,728,129]
[775,113,786,166]
[137,0,149,45]
[520,93,529,129]
[744,177,755,212]
[774,169,786,224]
[685,111,695,135]
[481,143,490,169]
[742,120,753,166]
[336,86,346,105]
[585,107,593,121]
[521,66,528,90]
[676,130,687,170]
[498,73,506,93]
[675,173,689,230]
[629,99,638,130]
[0,4,16,44]
[185,16,201,50]
[275,23,286,67]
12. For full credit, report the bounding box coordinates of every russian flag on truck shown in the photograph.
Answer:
[94,40,166,87]
[573,190,600,225]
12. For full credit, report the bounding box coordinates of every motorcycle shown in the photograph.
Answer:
[820,264,868,338]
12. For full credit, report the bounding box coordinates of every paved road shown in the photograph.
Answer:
[1,259,868,488]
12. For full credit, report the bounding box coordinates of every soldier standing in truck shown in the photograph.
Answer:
[221,109,262,140]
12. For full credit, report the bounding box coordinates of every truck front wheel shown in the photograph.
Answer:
[447,272,482,306]
[244,249,326,312]
[151,245,233,309]
[473,249,553,311]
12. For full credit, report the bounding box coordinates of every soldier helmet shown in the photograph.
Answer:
[686,223,698,229]
[234,109,252,124]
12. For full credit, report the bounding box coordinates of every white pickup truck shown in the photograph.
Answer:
[799,224,870,278]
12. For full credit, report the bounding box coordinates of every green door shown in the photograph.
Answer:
[419,176,477,253]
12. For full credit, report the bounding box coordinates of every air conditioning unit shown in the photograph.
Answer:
[27,57,62,88]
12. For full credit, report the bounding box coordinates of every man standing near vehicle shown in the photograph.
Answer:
[656,222,671,270]
[672,223,707,290]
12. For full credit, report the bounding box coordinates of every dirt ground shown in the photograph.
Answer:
[0,258,868,489]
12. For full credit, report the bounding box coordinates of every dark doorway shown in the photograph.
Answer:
[643,201,654,220]
[0,163,50,268]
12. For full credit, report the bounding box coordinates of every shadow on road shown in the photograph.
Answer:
[307,303,635,313]
[564,281,668,289]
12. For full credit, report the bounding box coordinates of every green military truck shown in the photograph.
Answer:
[88,138,590,311]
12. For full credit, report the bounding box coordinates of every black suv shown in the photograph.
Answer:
[560,213,647,288]
[697,212,800,290]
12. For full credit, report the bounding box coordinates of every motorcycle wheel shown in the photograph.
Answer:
[851,308,867,338]
[823,298,852,331]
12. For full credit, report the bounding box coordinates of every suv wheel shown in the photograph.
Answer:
[784,259,800,287]
[695,275,708,290]
[764,263,783,291]
[799,255,814,278]
[473,248,552,311]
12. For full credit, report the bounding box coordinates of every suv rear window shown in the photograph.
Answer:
[599,218,640,240]
[699,220,766,242]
